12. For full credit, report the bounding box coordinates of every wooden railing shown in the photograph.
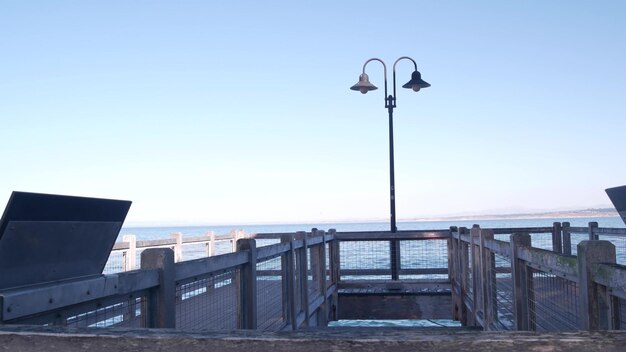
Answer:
[2,223,626,332]
[450,223,626,331]
[0,229,336,331]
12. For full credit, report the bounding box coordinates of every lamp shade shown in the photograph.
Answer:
[350,73,378,94]
[402,70,430,92]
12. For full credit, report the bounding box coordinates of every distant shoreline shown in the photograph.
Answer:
[407,209,619,222]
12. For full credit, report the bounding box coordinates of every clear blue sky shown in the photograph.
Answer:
[1,1,625,226]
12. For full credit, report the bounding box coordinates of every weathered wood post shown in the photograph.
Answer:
[328,228,339,321]
[311,229,328,326]
[458,227,470,326]
[470,225,482,326]
[170,232,183,263]
[141,248,176,328]
[552,222,563,254]
[511,232,532,331]
[236,238,257,329]
[390,237,401,280]
[562,222,572,256]
[449,226,462,321]
[122,234,136,271]
[588,222,599,241]
[480,228,496,330]
[281,234,297,330]
[295,231,309,327]
[206,231,216,257]
[577,240,616,330]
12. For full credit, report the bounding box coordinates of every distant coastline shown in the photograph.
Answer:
[408,208,619,222]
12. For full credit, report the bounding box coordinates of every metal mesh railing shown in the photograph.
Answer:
[399,239,448,279]
[528,270,579,331]
[339,240,391,280]
[66,296,148,328]
[619,297,626,330]
[256,256,285,331]
[307,247,317,301]
[597,235,626,265]
[103,251,124,274]
[493,253,514,330]
[175,269,239,330]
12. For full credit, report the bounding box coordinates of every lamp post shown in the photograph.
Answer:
[350,57,430,233]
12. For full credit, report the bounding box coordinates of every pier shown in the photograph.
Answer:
[1,222,626,350]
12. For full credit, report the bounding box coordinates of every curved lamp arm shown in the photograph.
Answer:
[362,58,389,106]
[392,56,418,105]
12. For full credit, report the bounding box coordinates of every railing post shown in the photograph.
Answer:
[480,228,496,330]
[281,234,297,330]
[470,225,482,327]
[328,228,339,321]
[236,238,257,329]
[390,237,401,280]
[310,229,328,326]
[562,222,572,255]
[140,248,175,328]
[577,240,616,330]
[206,231,216,257]
[231,229,244,252]
[122,234,136,271]
[588,222,599,241]
[449,226,462,321]
[552,222,563,254]
[511,232,532,331]
[458,227,470,326]
[295,231,309,327]
[170,232,183,262]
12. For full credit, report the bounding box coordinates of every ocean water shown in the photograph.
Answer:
[119,216,625,241]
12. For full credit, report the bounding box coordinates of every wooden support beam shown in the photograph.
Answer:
[577,240,616,330]
[122,234,136,272]
[236,238,257,330]
[510,232,532,331]
[140,248,175,329]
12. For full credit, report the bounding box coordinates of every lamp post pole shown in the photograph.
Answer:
[350,57,430,234]
[387,94,397,233]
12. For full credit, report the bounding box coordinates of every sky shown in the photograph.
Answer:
[1,1,625,226]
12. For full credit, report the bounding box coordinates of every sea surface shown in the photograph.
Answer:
[119,216,625,241]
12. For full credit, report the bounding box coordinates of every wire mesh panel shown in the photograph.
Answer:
[493,253,514,330]
[103,251,124,274]
[181,243,209,261]
[175,269,239,330]
[528,270,579,331]
[326,242,331,285]
[307,247,317,301]
[256,256,285,331]
[66,296,148,328]
[340,241,391,280]
[399,239,448,279]
[564,234,589,256]
[619,297,626,330]
[598,235,626,265]
[529,233,555,251]
[465,243,473,297]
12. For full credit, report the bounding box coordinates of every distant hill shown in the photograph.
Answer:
[411,208,618,222]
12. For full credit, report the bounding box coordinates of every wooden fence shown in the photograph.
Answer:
[450,223,626,331]
[0,229,336,331]
[2,222,626,332]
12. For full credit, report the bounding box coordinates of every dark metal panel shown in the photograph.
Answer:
[0,221,122,289]
[606,185,626,226]
[0,191,132,289]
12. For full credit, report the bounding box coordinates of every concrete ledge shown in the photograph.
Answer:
[1,325,626,352]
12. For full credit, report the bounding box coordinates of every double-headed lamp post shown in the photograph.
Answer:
[350,57,430,233]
